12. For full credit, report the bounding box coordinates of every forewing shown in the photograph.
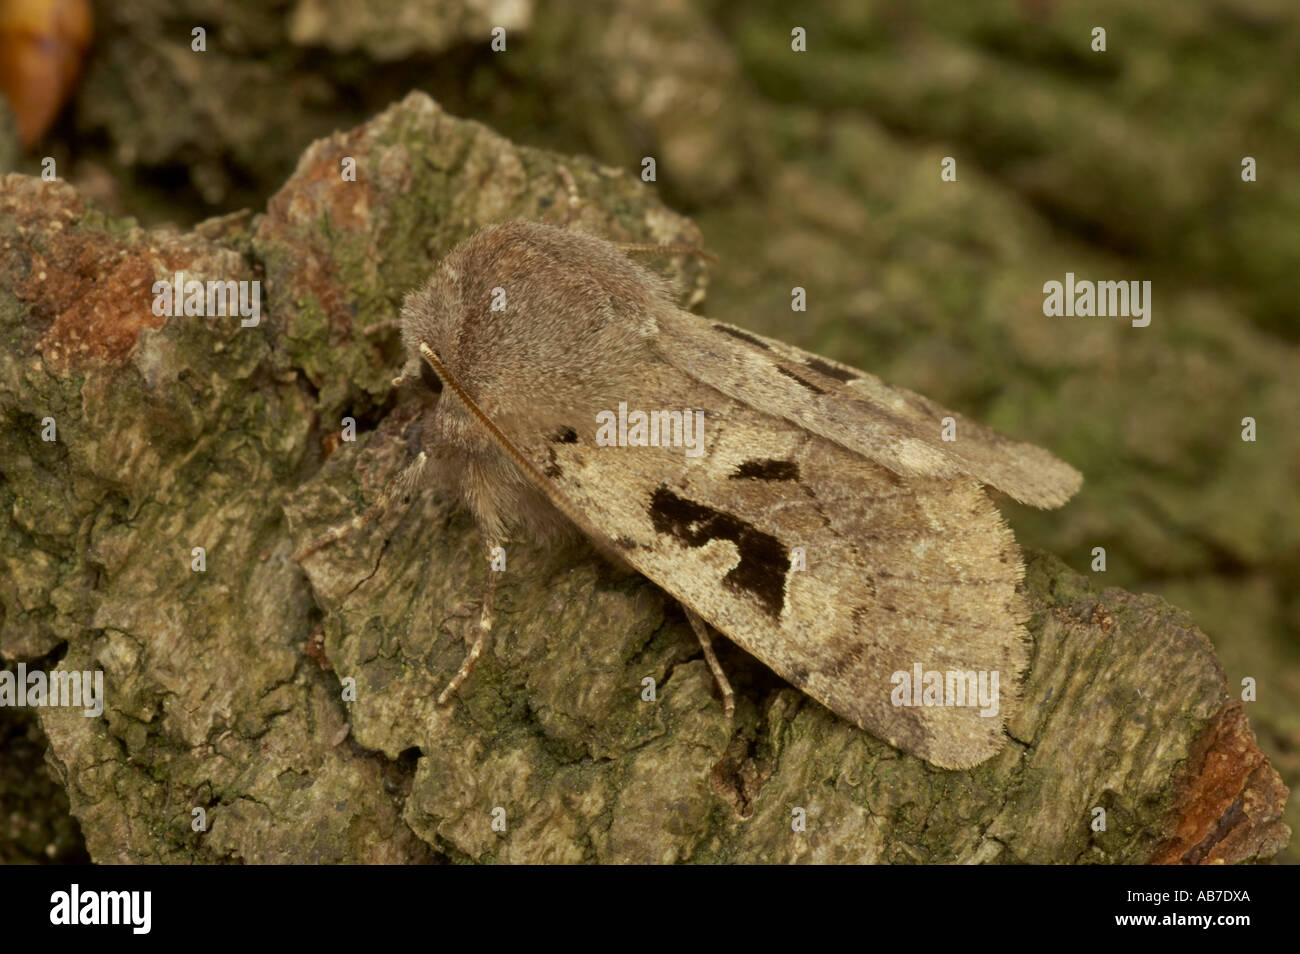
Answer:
[654,310,1081,509]
[509,366,1028,769]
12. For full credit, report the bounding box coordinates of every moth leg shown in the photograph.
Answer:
[555,164,583,227]
[685,609,735,720]
[437,555,497,705]
[292,451,429,562]
[361,318,402,337]
[293,509,374,562]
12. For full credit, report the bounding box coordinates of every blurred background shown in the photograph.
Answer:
[1,0,1296,862]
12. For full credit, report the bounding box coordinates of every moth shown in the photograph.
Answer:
[306,219,1081,770]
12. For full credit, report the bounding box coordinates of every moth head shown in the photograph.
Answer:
[396,220,669,418]
[397,258,463,398]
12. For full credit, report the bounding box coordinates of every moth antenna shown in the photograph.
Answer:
[417,342,594,536]
[686,609,735,719]
[616,242,718,265]
[548,167,713,262]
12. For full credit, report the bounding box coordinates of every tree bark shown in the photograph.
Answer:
[0,93,1288,863]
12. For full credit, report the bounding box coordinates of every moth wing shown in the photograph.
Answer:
[513,368,1027,769]
[653,310,1081,509]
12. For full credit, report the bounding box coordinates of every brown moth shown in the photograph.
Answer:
[375,219,1081,769]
